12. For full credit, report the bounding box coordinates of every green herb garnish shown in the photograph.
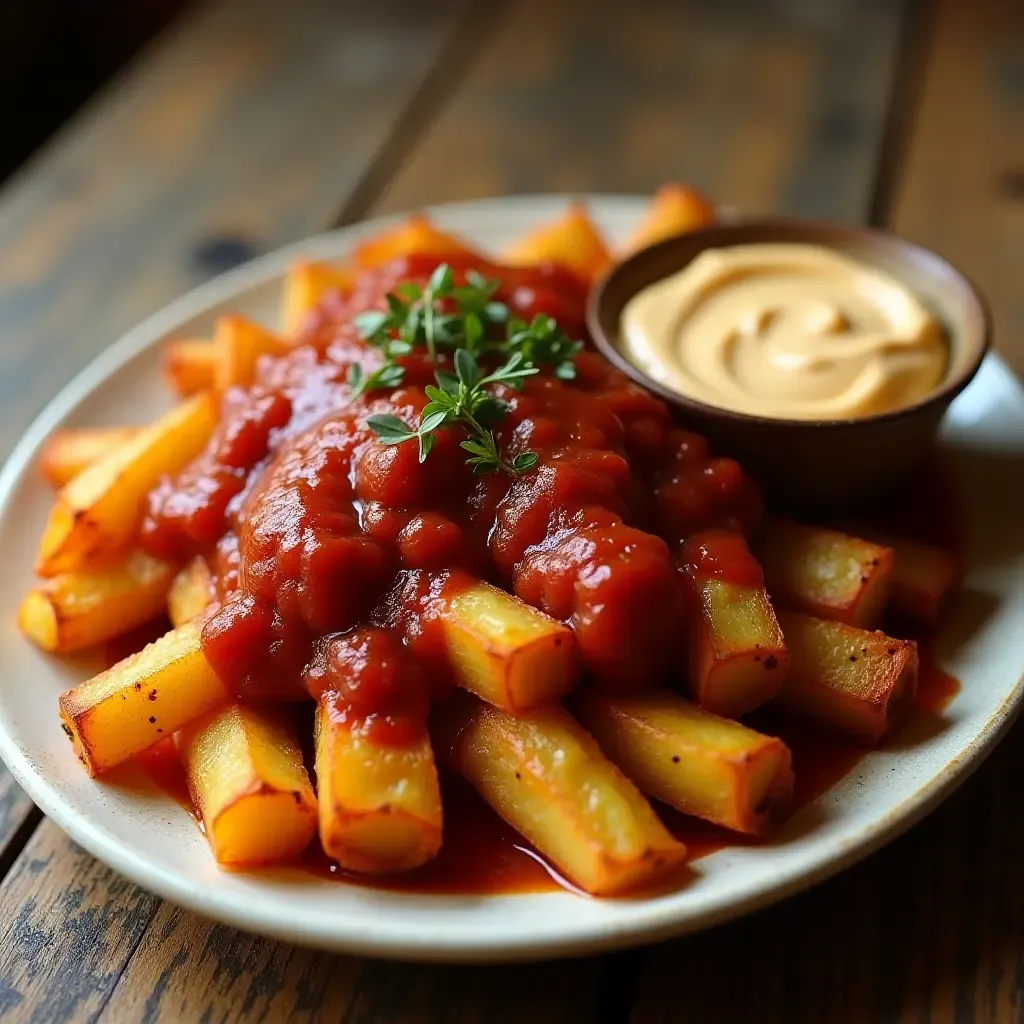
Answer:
[354,264,581,475]
[507,313,582,381]
[367,349,540,475]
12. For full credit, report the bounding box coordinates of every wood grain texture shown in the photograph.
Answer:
[0,0,472,459]
[0,773,38,877]
[631,719,1024,1024]
[890,0,1024,376]
[98,902,608,1023]
[0,823,161,1023]
[375,0,907,223]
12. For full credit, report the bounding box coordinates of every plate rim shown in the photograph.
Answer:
[1,194,1023,962]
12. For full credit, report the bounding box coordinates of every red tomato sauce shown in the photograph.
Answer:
[681,528,764,587]
[141,254,758,736]
[131,251,962,896]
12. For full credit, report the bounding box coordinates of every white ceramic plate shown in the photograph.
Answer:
[1,196,1023,963]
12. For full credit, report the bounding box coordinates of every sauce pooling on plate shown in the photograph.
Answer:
[619,243,948,420]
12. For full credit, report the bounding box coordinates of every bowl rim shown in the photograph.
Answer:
[586,217,993,430]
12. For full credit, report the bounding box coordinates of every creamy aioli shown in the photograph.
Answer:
[619,243,947,420]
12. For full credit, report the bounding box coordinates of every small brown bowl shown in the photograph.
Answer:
[588,219,991,508]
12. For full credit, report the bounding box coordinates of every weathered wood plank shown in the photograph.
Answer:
[630,720,1024,1024]
[0,0,472,459]
[0,774,38,877]
[890,0,1024,376]
[97,901,607,1023]
[0,824,161,1024]
[375,0,907,224]
[632,1,1024,1021]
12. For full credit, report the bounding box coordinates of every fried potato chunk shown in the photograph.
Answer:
[836,524,960,625]
[39,427,141,488]
[689,576,789,718]
[20,550,175,652]
[163,340,218,396]
[279,260,354,337]
[442,582,579,713]
[777,611,918,742]
[755,518,894,628]
[572,688,793,835]
[350,215,478,273]
[437,697,686,895]
[180,703,317,866]
[36,393,218,575]
[167,556,215,628]
[621,183,716,254]
[502,202,612,281]
[59,622,232,775]
[315,697,442,874]
[212,315,286,390]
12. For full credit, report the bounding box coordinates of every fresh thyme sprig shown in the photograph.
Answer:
[366,349,539,476]
[506,313,583,381]
[353,263,582,475]
[350,265,507,397]
[346,361,404,399]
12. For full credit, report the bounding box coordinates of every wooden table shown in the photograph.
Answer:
[0,0,1021,1019]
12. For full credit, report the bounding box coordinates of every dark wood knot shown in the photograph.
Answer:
[190,235,262,275]
[998,169,1024,200]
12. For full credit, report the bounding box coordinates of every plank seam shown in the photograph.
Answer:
[0,805,43,883]
[331,0,509,228]
[89,900,163,1024]
[868,0,938,226]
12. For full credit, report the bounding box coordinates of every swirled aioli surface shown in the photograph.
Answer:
[619,243,947,420]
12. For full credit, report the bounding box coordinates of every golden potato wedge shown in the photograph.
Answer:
[688,575,789,718]
[163,340,217,396]
[212,315,286,391]
[776,611,918,743]
[280,260,354,337]
[59,621,232,775]
[350,215,477,273]
[167,555,215,628]
[19,550,176,653]
[314,697,442,874]
[755,518,894,628]
[39,427,140,488]
[836,523,960,625]
[886,537,959,624]
[179,703,317,866]
[442,581,579,712]
[572,688,793,835]
[621,183,716,254]
[436,696,686,895]
[36,392,219,576]
[502,202,612,281]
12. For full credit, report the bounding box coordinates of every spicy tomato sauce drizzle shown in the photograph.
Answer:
[141,252,757,729]
[132,250,962,894]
